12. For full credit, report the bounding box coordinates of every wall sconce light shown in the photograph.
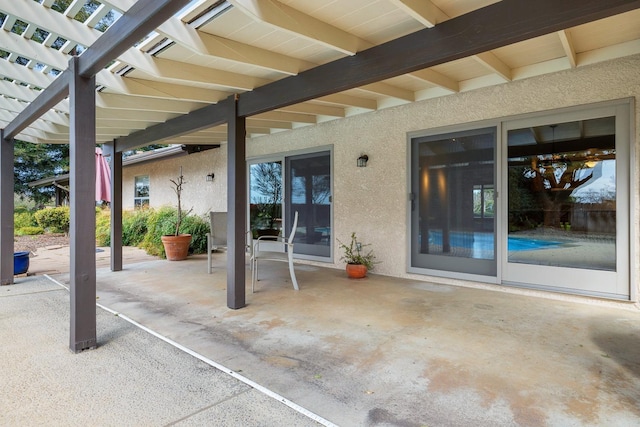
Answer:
[357,154,369,167]
[206,172,215,182]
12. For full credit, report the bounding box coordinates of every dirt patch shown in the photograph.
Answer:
[14,234,69,253]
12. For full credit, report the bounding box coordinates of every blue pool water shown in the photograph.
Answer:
[507,236,563,251]
[427,231,562,252]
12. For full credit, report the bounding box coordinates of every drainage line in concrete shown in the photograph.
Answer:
[44,274,337,427]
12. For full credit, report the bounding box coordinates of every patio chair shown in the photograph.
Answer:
[251,211,299,292]
[206,211,227,273]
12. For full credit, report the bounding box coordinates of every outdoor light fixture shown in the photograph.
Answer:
[206,172,215,182]
[357,154,369,167]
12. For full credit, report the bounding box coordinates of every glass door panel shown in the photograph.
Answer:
[249,161,282,237]
[507,118,616,270]
[286,151,331,258]
[503,105,629,299]
[411,127,496,276]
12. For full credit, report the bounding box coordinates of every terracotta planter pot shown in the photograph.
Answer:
[346,263,367,279]
[161,234,192,261]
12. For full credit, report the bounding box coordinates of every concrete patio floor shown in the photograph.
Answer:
[10,246,640,426]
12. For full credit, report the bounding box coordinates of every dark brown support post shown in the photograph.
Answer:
[104,143,122,271]
[227,95,247,309]
[68,57,97,352]
[0,130,14,285]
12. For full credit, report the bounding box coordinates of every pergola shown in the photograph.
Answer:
[1,0,639,352]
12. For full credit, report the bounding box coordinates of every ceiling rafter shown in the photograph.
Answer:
[156,18,308,75]
[558,30,577,68]
[0,102,69,132]
[3,0,268,92]
[95,108,175,123]
[0,28,231,104]
[64,0,86,19]
[358,82,415,102]
[0,109,65,134]
[99,0,309,77]
[85,4,111,28]
[254,110,316,124]
[474,52,512,81]
[96,70,231,103]
[96,92,204,114]
[276,102,345,118]
[229,0,364,55]
[408,69,459,92]
[1,14,17,32]
[117,51,270,91]
[388,0,448,27]
[392,0,514,84]
[316,94,377,110]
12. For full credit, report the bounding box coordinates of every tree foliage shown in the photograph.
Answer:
[14,140,69,207]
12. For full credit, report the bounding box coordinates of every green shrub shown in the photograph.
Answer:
[34,206,70,234]
[14,205,30,215]
[15,226,44,236]
[95,209,111,246]
[140,206,178,258]
[139,206,210,259]
[180,214,209,254]
[90,206,210,258]
[14,211,37,229]
[122,208,152,246]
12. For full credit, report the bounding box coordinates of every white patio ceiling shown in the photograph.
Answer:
[1,0,639,147]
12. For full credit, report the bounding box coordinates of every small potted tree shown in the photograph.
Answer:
[338,232,376,278]
[161,168,192,260]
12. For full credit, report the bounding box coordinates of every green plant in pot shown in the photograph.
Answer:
[338,232,376,278]
[161,168,192,261]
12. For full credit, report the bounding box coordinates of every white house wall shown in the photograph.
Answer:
[247,54,640,303]
[122,54,640,304]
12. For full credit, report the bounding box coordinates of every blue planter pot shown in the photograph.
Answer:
[14,251,30,275]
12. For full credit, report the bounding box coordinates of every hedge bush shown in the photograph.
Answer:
[122,208,152,246]
[119,207,211,259]
[95,209,111,246]
[15,226,44,236]
[14,211,37,229]
[34,206,70,234]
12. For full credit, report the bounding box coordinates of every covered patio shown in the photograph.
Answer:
[15,247,638,425]
[1,6,640,421]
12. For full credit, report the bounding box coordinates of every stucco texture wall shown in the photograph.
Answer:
[245,54,640,295]
[122,147,228,218]
[123,54,640,300]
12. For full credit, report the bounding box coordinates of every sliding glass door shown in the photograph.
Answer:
[286,151,332,258]
[249,149,332,261]
[503,104,630,299]
[410,127,497,277]
[409,101,631,299]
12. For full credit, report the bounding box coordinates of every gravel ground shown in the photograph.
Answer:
[14,234,69,253]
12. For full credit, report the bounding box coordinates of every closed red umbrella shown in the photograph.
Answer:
[95,147,111,203]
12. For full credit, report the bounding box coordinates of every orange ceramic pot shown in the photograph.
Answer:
[161,234,192,261]
[346,263,367,279]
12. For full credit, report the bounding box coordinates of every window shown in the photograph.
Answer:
[473,185,494,219]
[134,175,149,208]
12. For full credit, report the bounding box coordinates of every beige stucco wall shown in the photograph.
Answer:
[122,148,228,218]
[123,54,640,304]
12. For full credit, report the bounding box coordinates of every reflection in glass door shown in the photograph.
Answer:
[410,127,496,276]
[249,161,282,237]
[504,105,630,299]
[286,151,332,258]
